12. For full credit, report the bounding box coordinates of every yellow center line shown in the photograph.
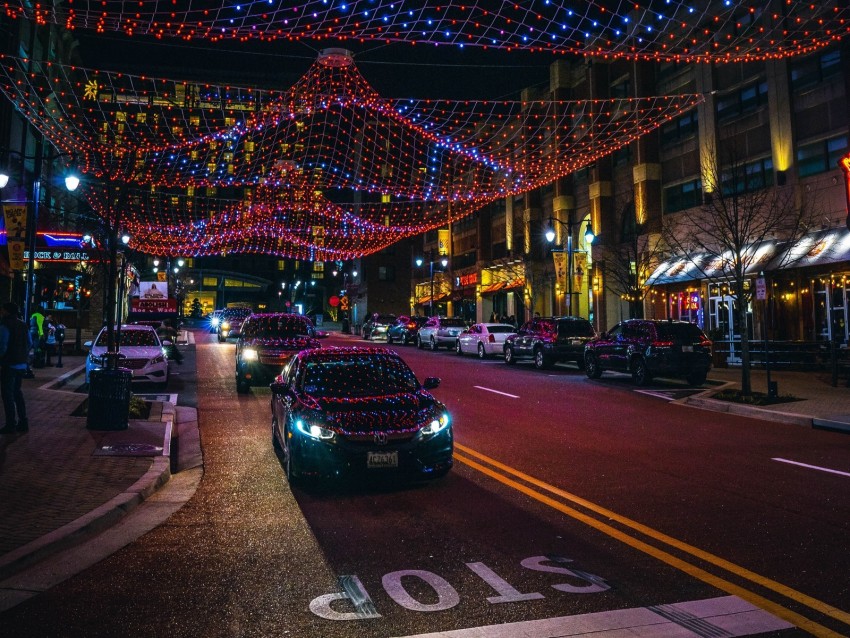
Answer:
[454,445,849,638]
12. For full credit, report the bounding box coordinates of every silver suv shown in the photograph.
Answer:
[416,317,468,351]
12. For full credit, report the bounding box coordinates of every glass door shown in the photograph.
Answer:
[708,282,752,364]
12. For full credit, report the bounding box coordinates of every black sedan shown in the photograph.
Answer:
[270,346,453,485]
[235,313,322,393]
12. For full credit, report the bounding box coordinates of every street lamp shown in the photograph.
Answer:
[545,215,595,316]
[416,252,449,317]
[0,145,78,337]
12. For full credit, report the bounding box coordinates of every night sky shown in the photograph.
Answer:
[80,33,553,100]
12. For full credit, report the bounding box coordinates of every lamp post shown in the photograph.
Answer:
[0,144,79,337]
[416,252,448,317]
[545,215,595,316]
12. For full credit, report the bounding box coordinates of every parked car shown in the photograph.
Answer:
[584,319,712,386]
[218,306,253,342]
[85,324,170,386]
[270,346,453,484]
[504,316,596,370]
[361,313,397,340]
[416,316,468,351]
[455,323,517,359]
[235,313,323,393]
[386,315,428,345]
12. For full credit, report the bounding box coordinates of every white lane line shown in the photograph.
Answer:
[395,595,791,638]
[473,386,519,399]
[772,457,850,478]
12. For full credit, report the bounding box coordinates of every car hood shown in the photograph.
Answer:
[308,391,439,433]
[91,346,162,359]
[241,336,319,350]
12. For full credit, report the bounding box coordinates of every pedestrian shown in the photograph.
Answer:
[55,320,66,368]
[43,314,57,366]
[0,302,31,434]
[490,311,498,323]
[30,308,45,369]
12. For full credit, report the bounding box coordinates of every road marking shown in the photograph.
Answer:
[473,386,519,398]
[395,595,791,637]
[454,443,850,637]
[772,458,850,478]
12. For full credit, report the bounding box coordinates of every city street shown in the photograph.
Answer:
[0,330,848,637]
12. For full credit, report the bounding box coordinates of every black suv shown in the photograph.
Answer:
[584,319,712,386]
[386,315,428,345]
[235,313,322,393]
[361,313,397,340]
[504,316,596,369]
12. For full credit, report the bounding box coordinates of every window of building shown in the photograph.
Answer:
[720,157,774,195]
[664,179,702,213]
[797,134,848,177]
[790,49,841,92]
[716,81,768,122]
[378,266,395,281]
[660,110,698,147]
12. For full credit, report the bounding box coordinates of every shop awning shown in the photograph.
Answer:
[503,278,526,290]
[417,293,449,305]
[645,241,778,285]
[765,228,850,270]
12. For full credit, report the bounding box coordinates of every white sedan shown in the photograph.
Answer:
[85,324,170,386]
[454,323,516,359]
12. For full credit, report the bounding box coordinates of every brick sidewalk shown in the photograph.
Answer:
[0,355,173,579]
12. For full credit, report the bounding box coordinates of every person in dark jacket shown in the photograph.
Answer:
[0,302,31,433]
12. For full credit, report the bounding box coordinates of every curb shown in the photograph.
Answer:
[683,395,813,428]
[0,406,175,582]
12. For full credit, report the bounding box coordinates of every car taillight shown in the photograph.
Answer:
[651,340,674,348]
[488,334,495,343]
[700,336,712,348]
[407,322,416,330]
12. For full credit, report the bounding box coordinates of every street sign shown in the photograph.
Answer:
[756,277,767,300]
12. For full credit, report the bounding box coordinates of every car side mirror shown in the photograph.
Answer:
[423,377,441,389]
[84,340,93,348]
[162,339,172,346]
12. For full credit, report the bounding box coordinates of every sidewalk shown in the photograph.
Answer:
[0,353,183,583]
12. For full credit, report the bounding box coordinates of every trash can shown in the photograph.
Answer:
[87,365,132,431]
[341,318,350,334]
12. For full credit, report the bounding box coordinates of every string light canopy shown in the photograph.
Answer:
[7,0,847,63]
[0,49,702,257]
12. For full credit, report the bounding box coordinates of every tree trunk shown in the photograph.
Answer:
[736,279,752,396]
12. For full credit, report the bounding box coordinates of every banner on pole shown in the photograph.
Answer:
[2,202,27,271]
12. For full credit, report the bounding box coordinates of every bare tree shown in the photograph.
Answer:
[662,143,818,396]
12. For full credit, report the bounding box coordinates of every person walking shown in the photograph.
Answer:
[0,302,31,434]
[43,314,57,366]
[29,308,45,369]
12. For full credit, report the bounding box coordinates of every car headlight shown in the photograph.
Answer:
[88,353,101,366]
[420,412,450,435]
[295,418,335,441]
[211,317,220,327]
[221,321,231,330]
[152,354,165,364]
[241,348,259,362]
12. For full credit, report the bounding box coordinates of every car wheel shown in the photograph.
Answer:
[585,353,603,379]
[387,334,394,344]
[686,370,707,386]
[416,335,424,349]
[534,348,553,370]
[236,377,250,394]
[272,417,282,451]
[429,336,438,351]
[632,357,651,386]
[505,346,516,365]
[477,343,487,359]
[217,334,224,343]
[455,340,463,355]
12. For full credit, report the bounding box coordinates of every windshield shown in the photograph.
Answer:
[657,322,706,343]
[222,308,252,320]
[243,316,311,338]
[301,355,419,398]
[95,329,159,347]
[487,326,515,334]
[441,319,467,328]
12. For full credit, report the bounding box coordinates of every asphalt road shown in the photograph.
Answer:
[1,330,848,637]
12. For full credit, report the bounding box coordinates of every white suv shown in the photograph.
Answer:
[416,317,468,351]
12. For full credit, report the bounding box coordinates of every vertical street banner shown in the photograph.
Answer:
[2,202,27,271]
[438,229,450,256]
[552,250,567,297]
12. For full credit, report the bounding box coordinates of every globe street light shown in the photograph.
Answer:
[545,215,595,316]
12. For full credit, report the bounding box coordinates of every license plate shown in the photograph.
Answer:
[571,339,582,346]
[682,345,694,352]
[367,451,398,468]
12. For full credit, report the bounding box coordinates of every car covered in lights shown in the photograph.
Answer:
[270,346,453,485]
[235,313,322,393]
[85,324,170,386]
